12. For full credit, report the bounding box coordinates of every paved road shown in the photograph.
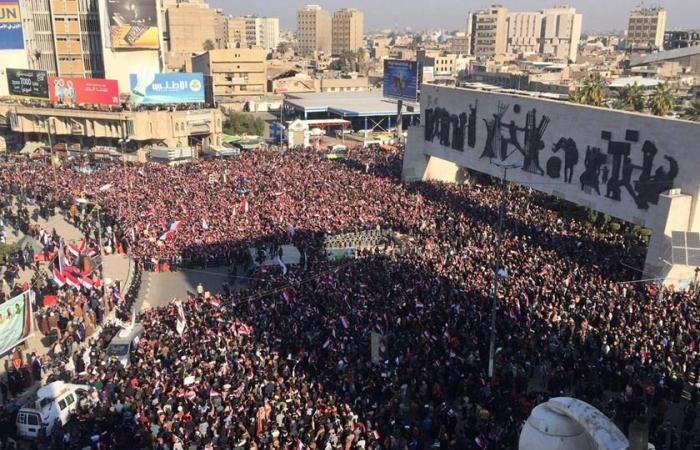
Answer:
[136,267,233,311]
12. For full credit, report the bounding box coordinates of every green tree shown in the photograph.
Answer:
[276,42,290,55]
[203,39,216,51]
[648,82,675,116]
[571,72,605,107]
[683,98,700,121]
[0,243,17,264]
[223,112,265,136]
[613,82,645,112]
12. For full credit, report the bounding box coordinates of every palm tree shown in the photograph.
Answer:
[613,82,645,112]
[648,82,675,116]
[571,72,605,107]
[683,98,700,121]
[202,39,216,51]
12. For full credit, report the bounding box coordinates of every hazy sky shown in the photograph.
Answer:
[208,0,698,33]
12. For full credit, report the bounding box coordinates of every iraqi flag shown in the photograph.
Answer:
[64,271,81,289]
[174,299,187,335]
[53,267,66,287]
[159,220,182,241]
[234,321,252,336]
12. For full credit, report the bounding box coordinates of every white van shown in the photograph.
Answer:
[105,323,145,367]
[16,381,89,439]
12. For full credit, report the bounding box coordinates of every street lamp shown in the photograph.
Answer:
[488,162,518,379]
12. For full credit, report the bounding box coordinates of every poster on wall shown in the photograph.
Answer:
[0,291,32,355]
[0,0,24,49]
[7,68,49,98]
[383,59,418,103]
[129,72,204,105]
[49,76,120,106]
[106,0,159,49]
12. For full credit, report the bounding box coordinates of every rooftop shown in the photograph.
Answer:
[284,91,420,117]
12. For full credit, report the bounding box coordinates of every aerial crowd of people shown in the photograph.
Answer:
[0,146,698,449]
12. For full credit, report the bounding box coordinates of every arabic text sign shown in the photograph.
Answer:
[49,76,120,106]
[129,72,204,105]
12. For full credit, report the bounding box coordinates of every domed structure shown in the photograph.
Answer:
[519,397,629,450]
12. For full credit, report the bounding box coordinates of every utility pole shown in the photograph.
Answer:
[488,163,517,379]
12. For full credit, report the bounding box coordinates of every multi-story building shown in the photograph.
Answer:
[6,104,224,151]
[243,16,279,51]
[664,30,700,50]
[540,7,582,62]
[331,8,363,55]
[468,5,582,62]
[224,17,246,48]
[191,48,267,105]
[164,1,218,70]
[626,6,666,51]
[507,12,542,56]
[450,35,471,55]
[296,4,331,56]
[19,0,104,77]
[468,5,508,58]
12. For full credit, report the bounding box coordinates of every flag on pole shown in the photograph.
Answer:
[174,299,186,335]
[159,220,183,241]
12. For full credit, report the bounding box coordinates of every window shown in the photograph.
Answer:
[58,399,67,410]
[66,393,75,405]
[27,414,39,426]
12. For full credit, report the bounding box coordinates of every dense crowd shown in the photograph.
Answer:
[0,147,698,449]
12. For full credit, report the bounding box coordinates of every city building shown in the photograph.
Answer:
[664,30,700,50]
[164,1,219,71]
[540,7,582,62]
[6,104,224,151]
[331,8,364,56]
[507,12,542,56]
[450,35,471,55]
[626,6,667,51]
[468,5,508,57]
[192,48,267,105]
[19,0,105,77]
[467,5,582,62]
[242,16,280,51]
[224,17,247,48]
[296,4,331,57]
[368,37,390,59]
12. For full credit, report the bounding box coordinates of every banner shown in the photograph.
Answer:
[383,59,418,103]
[0,0,24,49]
[0,291,32,355]
[106,0,159,49]
[49,76,120,106]
[129,72,204,105]
[7,68,49,99]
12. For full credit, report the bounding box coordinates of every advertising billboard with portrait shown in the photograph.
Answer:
[106,0,159,49]
[0,0,24,49]
[49,76,120,106]
[129,72,204,105]
[383,59,418,103]
[7,68,49,98]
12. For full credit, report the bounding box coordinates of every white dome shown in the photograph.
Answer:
[519,398,629,450]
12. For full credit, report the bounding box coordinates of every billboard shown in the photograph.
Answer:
[0,0,24,49]
[7,68,49,99]
[0,291,32,355]
[129,72,204,105]
[49,76,120,106]
[106,0,159,49]
[383,59,418,102]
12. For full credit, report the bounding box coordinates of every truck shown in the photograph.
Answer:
[16,381,90,440]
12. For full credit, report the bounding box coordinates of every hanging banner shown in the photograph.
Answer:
[0,0,24,49]
[106,0,159,49]
[0,291,32,355]
[129,72,204,105]
[49,76,120,106]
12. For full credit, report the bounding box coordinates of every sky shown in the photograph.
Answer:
[208,0,698,33]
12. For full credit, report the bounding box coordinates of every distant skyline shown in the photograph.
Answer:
[208,0,698,33]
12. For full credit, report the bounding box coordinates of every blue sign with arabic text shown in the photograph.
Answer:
[129,72,204,105]
[0,0,24,49]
